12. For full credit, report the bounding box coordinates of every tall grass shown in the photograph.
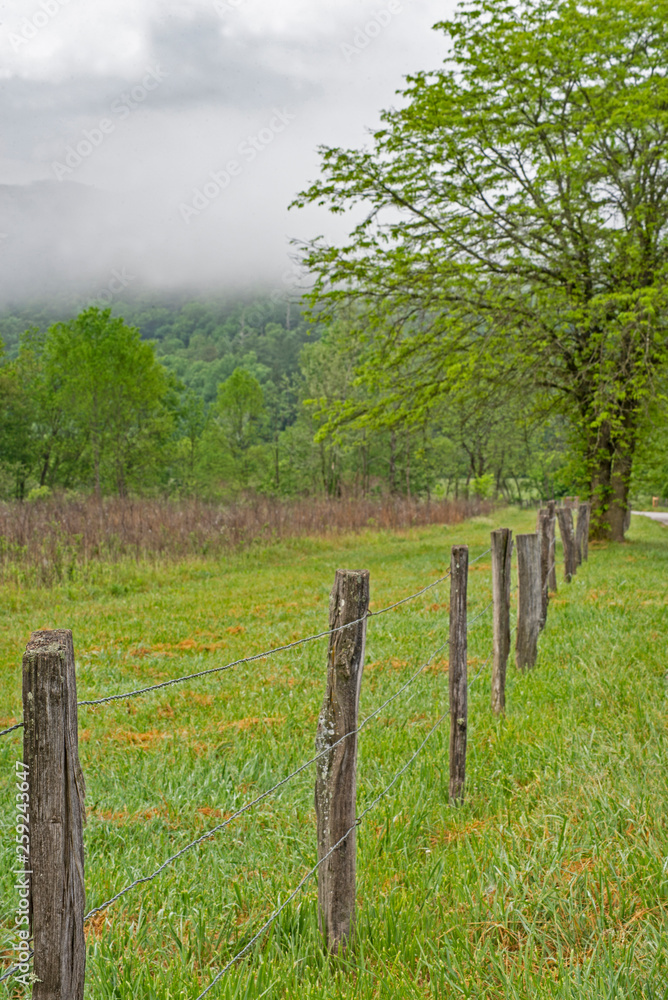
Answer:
[0,495,491,586]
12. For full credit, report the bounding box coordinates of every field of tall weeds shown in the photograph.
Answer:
[0,494,491,586]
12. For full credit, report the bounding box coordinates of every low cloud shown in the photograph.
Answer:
[0,0,453,308]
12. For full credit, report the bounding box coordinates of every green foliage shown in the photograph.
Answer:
[0,295,578,502]
[294,0,668,537]
[44,308,175,495]
[215,369,265,456]
[0,309,175,497]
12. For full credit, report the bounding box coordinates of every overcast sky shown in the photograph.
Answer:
[0,0,456,306]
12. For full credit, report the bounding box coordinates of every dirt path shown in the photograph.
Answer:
[632,511,668,525]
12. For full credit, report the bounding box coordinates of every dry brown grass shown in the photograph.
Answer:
[0,494,492,585]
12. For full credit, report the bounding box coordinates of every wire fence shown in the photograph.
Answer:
[0,563,480,737]
[83,578,494,923]
[193,706,455,1000]
[1,550,494,739]
[2,537,541,994]
[194,624,496,999]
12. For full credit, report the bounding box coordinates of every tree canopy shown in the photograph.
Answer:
[1,308,174,497]
[1,288,666,507]
[293,0,668,538]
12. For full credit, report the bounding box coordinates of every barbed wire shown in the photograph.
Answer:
[82,632,452,922]
[77,567,462,710]
[0,949,33,984]
[468,648,493,689]
[467,597,493,627]
[84,589,495,923]
[193,709,449,999]
[0,722,22,738]
[0,554,493,739]
[0,549,493,735]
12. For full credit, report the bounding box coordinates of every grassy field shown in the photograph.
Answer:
[0,508,667,998]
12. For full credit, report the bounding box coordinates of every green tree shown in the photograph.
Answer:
[294,0,668,539]
[0,329,84,498]
[176,389,207,491]
[215,368,265,456]
[43,308,173,495]
[0,346,36,499]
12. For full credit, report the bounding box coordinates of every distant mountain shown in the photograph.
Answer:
[0,180,124,304]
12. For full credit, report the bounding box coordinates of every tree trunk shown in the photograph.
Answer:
[609,437,635,543]
[274,432,280,491]
[405,428,411,499]
[588,415,637,542]
[320,441,327,495]
[39,448,51,487]
[93,439,101,500]
[588,420,613,540]
[389,430,397,495]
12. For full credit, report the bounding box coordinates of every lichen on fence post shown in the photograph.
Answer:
[491,530,512,715]
[557,507,577,582]
[449,545,468,801]
[315,569,369,954]
[23,629,86,1000]
[515,534,542,671]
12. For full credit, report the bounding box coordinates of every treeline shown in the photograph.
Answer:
[0,295,664,503]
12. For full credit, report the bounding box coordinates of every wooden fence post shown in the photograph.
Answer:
[557,507,577,582]
[546,500,557,593]
[576,502,591,562]
[515,534,541,671]
[315,569,369,954]
[23,630,86,1000]
[449,545,468,802]
[537,510,551,629]
[490,529,512,716]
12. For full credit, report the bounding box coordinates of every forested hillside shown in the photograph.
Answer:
[0,293,665,504]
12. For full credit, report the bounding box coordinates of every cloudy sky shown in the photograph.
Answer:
[0,0,456,305]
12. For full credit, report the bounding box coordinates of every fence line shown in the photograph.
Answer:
[0,552,492,740]
[77,568,457,708]
[3,526,581,992]
[193,708,452,1000]
[0,552,492,737]
[0,564,466,736]
[83,595,496,923]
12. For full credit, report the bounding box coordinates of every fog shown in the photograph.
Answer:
[0,0,455,307]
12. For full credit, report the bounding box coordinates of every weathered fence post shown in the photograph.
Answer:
[315,569,369,954]
[515,534,542,671]
[23,629,86,1000]
[490,529,512,715]
[576,502,591,563]
[537,510,551,629]
[557,506,577,582]
[546,500,557,593]
[449,545,468,802]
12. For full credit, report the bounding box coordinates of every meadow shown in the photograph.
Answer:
[0,508,667,998]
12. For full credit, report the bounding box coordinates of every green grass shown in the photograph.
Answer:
[1,509,667,998]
